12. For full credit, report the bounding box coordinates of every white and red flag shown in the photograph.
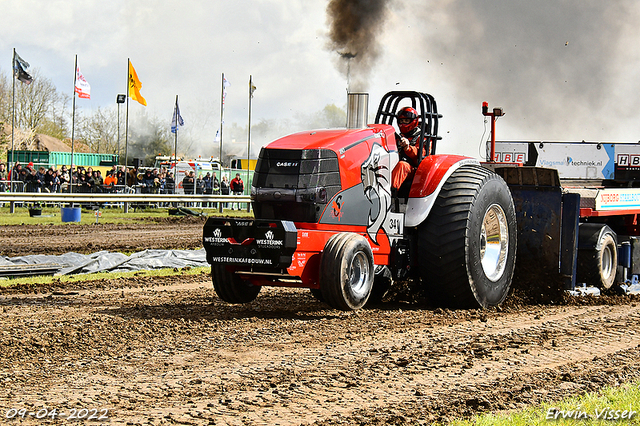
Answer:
[75,66,91,99]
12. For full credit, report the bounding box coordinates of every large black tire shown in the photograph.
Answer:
[577,224,618,289]
[418,165,517,309]
[320,233,374,310]
[212,264,261,304]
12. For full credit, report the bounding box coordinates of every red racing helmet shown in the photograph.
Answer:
[397,107,419,134]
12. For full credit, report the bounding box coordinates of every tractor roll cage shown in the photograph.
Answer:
[375,91,442,163]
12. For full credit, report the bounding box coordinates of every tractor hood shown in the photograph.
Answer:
[252,124,398,224]
[265,125,396,155]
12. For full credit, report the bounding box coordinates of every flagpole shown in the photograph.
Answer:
[174,95,178,171]
[247,76,252,173]
[10,48,15,195]
[117,97,121,161]
[70,54,77,196]
[125,58,130,172]
[219,73,224,163]
[246,76,254,213]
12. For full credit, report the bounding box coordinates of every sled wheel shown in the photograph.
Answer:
[320,233,374,310]
[418,165,517,308]
[577,224,618,289]
[211,264,261,304]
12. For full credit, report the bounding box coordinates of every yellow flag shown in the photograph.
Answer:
[128,61,147,106]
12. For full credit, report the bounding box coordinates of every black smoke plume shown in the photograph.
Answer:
[418,0,639,140]
[326,0,391,91]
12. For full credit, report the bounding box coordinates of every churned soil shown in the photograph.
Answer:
[0,217,206,257]
[1,220,640,425]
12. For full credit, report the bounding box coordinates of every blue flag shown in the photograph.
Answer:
[171,100,184,133]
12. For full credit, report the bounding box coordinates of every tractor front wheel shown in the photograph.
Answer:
[320,233,374,310]
[212,265,261,304]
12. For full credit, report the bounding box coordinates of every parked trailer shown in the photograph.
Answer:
[202,91,638,311]
[7,150,118,169]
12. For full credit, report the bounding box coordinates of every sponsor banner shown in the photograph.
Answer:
[535,143,613,179]
[493,151,526,163]
[493,141,616,179]
[490,142,529,163]
[615,146,640,182]
[595,188,640,210]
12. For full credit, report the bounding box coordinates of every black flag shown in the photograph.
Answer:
[13,51,33,84]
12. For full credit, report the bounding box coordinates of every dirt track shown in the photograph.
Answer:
[0,218,206,257]
[1,221,640,425]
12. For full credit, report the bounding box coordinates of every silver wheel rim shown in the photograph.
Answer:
[480,204,509,282]
[349,251,370,299]
[602,242,614,280]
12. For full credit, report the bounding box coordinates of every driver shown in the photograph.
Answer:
[391,106,425,191]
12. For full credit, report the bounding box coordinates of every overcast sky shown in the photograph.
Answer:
[2,0,640,158]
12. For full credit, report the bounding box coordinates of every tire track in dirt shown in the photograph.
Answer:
[1,281,638,425]
[0,219,206,257]
[160,304,640,425]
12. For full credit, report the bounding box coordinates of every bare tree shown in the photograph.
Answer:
[38,97,70,140]
[76,107,118,154]
[0,71,10,155]
[0,70,10,126]
[12,69,68,135]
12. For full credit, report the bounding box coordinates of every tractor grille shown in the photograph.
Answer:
[252,148,341,222]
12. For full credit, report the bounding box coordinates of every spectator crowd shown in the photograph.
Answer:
[0,162,133,193]
[0,162,244,202]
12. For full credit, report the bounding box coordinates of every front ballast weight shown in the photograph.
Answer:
[203,218,298,270]
[204,218,298,305]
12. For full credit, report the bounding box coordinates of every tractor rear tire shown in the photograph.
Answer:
[212,265,261,304]
[320,233,374,310]
[577,224,618,289]
[418,165,517,309]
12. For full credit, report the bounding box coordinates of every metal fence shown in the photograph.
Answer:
[0,181,25,193]
[0,191,252,214]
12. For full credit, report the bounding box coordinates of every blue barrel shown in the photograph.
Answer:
[61,207,81,222]
[620,241,632,269]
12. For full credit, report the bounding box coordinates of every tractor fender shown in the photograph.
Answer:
[404,155,480,227]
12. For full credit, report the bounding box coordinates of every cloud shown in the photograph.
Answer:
[0,1,344,121]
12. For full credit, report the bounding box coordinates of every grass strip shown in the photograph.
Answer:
[450,379,640,425]
[0,205,253,225]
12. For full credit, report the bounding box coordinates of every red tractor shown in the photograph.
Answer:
[203,91,518,310]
